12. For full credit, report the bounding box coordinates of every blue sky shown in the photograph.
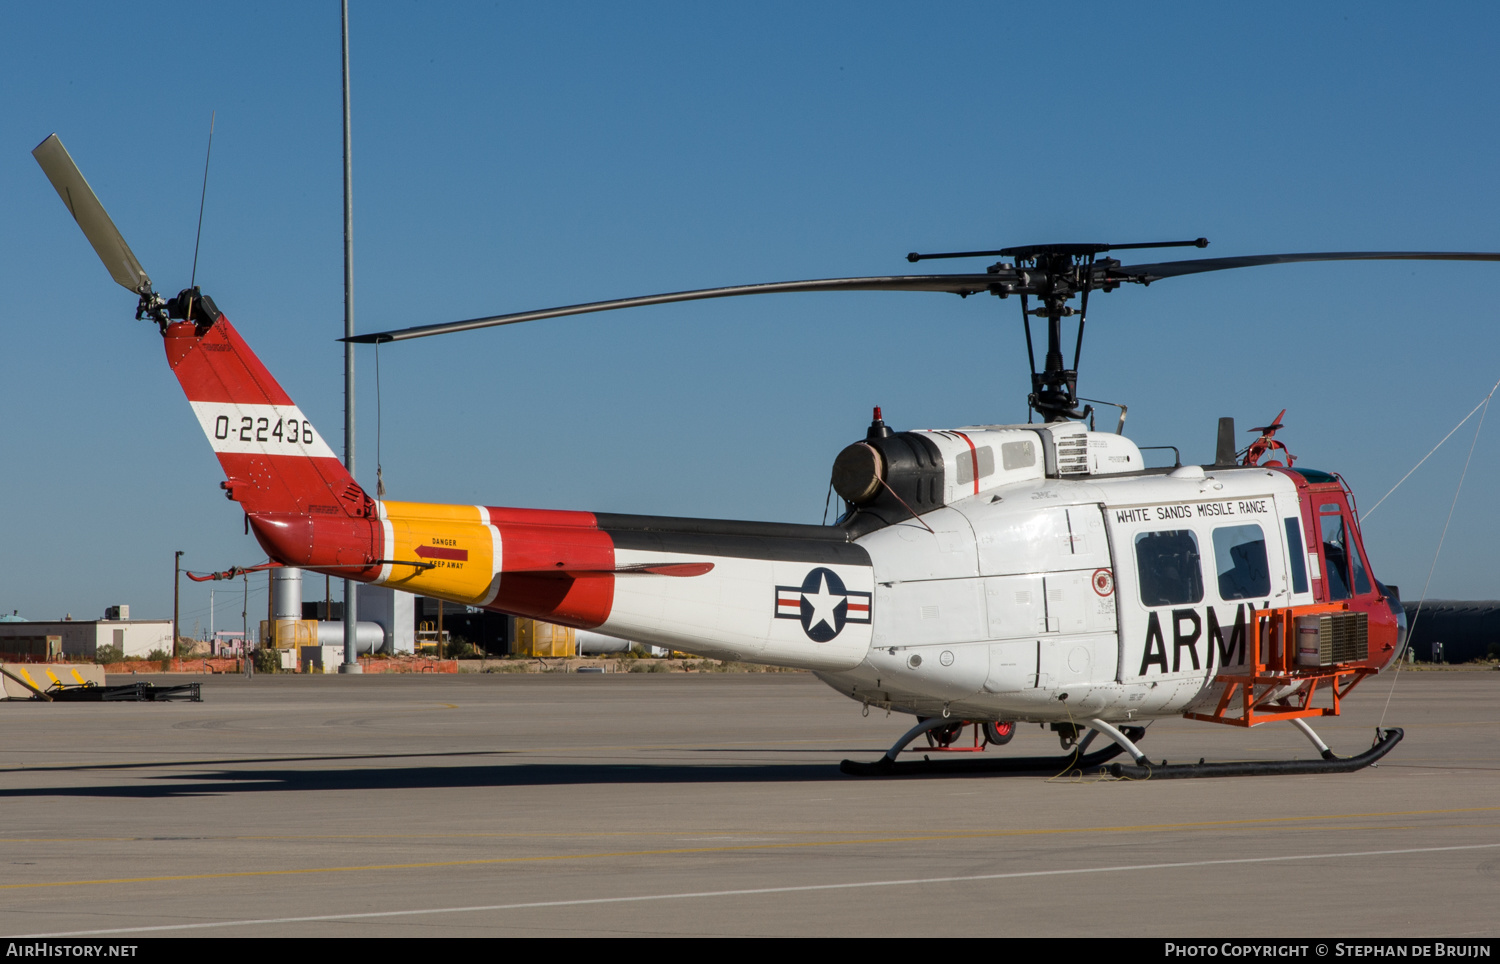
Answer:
[5,2,1500,627]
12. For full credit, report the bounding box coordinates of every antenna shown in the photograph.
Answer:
[190,111,216,288]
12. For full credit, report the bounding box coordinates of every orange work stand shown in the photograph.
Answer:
[1183,602,1377,728]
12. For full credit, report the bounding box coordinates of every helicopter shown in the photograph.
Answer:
[34,132,1500,778]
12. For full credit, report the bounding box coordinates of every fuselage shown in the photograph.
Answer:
[820,457,1398,723]
[277,454,1396,726]
[166,311,1397,725]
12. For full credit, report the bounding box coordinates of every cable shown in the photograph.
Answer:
[1377,383,1493,730]
[1361,374,1500,522]
[1047,701,1088,783]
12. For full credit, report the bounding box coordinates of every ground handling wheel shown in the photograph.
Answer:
[922,720,967,748]
[983,720,1016,746]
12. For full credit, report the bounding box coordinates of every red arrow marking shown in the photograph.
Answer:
[415,545,469,562]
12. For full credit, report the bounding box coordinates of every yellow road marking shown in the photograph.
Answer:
[2,805,1497,891]
[0,805,1496,847]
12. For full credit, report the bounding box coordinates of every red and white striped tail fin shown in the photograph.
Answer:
[163,315,371,521]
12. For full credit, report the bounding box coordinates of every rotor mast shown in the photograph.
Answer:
[1021,247,1093,422]
[912,238,1209,422]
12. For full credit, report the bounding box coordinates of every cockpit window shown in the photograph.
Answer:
[1320,512,1352,600]
[1350,536,1372,595]
[1327,510,1372,596]
[1135,530,1204,607]
[1212,524,1270,600]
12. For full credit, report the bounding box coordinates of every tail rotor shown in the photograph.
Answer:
[32,133,166,324]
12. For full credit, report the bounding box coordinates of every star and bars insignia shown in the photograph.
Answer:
[774,567,871,642]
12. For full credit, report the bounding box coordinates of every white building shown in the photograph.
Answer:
[0,618,172,659]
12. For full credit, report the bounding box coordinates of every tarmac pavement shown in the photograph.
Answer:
[0,669,1495,938]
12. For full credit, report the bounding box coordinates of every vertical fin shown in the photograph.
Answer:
[165,315,369,518]
[163,312,380,571]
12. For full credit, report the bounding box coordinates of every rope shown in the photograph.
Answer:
[876,476,935,533]
[1377,384,1494,730]
[1047,702,1090,783]
[1361,374,1500,521]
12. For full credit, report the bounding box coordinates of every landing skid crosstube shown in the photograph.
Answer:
[840,718,1147,777]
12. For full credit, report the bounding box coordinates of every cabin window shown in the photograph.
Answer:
[1211,524,1270,600]
[1284,517,1309,594]
[956,445,996,485]
[1001,440,1035,471]
[1134,530,1204,607]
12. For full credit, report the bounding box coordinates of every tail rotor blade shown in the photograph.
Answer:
[32,134,153,295]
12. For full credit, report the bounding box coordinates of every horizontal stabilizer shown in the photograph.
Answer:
[530,562,714,578]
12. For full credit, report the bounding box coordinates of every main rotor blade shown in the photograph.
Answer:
[1116,251,1500,283]
[32,134,153,295]
[347,274,999,343]
[352,248,1500,346]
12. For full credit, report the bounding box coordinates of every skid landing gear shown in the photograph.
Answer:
[1108,725,1404,780]
[841,716,1403,779]
[840,716,1147,777]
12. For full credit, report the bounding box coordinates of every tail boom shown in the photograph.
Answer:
[260,499,876,669]
[168,309,872,670]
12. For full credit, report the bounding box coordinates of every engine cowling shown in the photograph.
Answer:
[830,419,1144,521]
[832,432,944,511]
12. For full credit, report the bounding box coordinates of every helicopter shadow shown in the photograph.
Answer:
[0,757,877,799]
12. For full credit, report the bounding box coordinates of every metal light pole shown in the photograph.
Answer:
[339,0,362,674]
[173,550,183,662]
[267,570,275,652]
[242,570,251,678]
